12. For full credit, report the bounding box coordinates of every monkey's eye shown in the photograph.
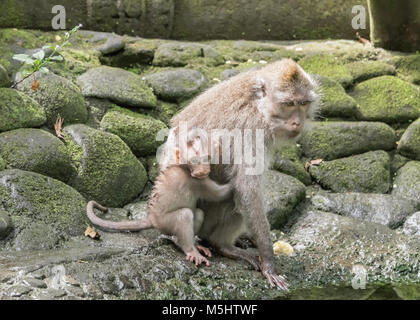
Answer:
[299,101,310,105]
[284,101,295,107]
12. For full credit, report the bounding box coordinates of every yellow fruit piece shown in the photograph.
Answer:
[273,241,294,256]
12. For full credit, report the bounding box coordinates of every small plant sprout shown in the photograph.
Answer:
[11,24,82,89]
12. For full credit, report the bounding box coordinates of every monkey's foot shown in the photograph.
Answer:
[262,270,289,291]
[186,250,210,267]
[196,244,212,257]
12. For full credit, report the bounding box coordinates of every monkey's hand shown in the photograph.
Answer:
[261,261,289,291]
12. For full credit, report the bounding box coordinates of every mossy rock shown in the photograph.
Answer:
[0,169,87,239]
[346,60,396,83]
[16,71,88,127]
[392,161,420,203]
[309,192,419,229]
[390,54,420,85]
[349,76,420,124]
[0,129,76,183]
[309,150,391,193]
[271,144,311,185]
[49,48,102,80]
[145,100,181,126]
[85,97,116,129]
[403,212,420,237]
[100,106,168,157]
[298,121,396,161]
[0,88,47,132]
[145,69,208,103]
[100,39,157,67]
[63,124,147,207]
[314,76,360,120]
[299,54,353,87]
[263,170,306,229]
[0,156,5,171]
[398,118,420,160]
[0,64,9,87]
[289,210,420,287]
[153,42,224,67]
[391,153,411,175]
[77,66,157,108]
[146,155,160,182]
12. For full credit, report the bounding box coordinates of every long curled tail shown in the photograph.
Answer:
[86,200,153,232]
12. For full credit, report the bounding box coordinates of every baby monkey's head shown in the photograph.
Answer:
[175,129,216,180]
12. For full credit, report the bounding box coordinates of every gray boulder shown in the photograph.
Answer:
[298,121,396,160]
[392,161,420,203]
[145,69,207,103]
[288,210,420,287]
[0,169,87,248]
[77,66,157,108]
[272,144,311,185]
[397,118,420,160]
[16,72,88,127]
[0,88,46,132]
[63,124,147,207]
[403,212,420,236]
[153,42,224,67]
[0,129,76,183]
[310,192,419,229]
[309,151,391,193]
[0,209,12,239]
[263,170,306,228]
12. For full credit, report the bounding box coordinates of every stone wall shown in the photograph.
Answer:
[0,0,369,40]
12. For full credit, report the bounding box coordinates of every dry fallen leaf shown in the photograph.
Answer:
[273,241,294,256]
[84,226,100,240]
[54,115,64,139]
[305,159,324,171]
[31,79,40,92]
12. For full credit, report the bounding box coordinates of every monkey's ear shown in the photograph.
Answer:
[253,77,266,99]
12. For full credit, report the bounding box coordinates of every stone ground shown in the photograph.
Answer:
[0,28,419,299]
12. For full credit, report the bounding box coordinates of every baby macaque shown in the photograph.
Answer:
[87,130,231,266]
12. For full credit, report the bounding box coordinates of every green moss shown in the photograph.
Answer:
[315,76,360,120]
[309,151,391,193]
[64,124,148,207]
[390,54,420,85]
[49,48,102,80]
[298,121,396,160]
[346,60,396,83]
[0,156,5,171]
[299,54,353,87]
[100,106,168,156]
[350,76,420,124]
[0,129,77,183]
[0,88,46,132]
[0,169,87,236]
[272,144,311,185]
[398,118,420,160]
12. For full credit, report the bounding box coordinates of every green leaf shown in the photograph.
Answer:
[32,50,45,60]
[12,54,32,62]
[39,67,49,74]
[49,55,64,61]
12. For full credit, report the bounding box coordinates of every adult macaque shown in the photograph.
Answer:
[168,59,318,290]
[87,131,232,266]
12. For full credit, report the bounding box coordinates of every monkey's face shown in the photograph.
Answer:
[254,62,317,138]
